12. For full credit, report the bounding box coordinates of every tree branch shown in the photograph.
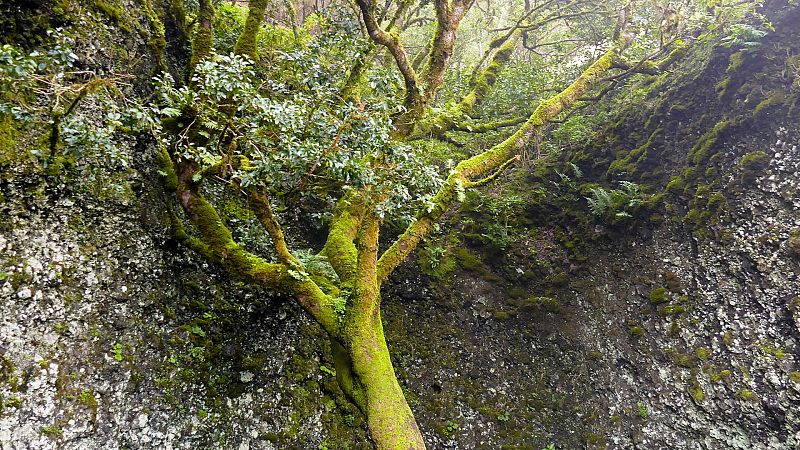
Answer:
[320,191,366,285]
[355,0,421,117]
[376,44,619,283]
[189,0,214,74]
[464,155,521,188]
[391,0,476,137]
[247,188,297,266]
[173,160,339,333]
[451,115,528,133]
[412,33,519,138]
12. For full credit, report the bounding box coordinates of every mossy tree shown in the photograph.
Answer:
[148,0,731,448]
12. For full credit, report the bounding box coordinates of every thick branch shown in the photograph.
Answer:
[234,0,270,59]
[189,0,214,73]
[320,191,366,285]
[392,0,476,137]
[174,161,339,333]
[355,0,420,115]
[376,44,619,283]
[351,211,382,320]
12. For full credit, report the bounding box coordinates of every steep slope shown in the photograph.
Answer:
[1,1,798,449]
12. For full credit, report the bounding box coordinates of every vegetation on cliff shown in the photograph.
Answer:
[1,0,790,448]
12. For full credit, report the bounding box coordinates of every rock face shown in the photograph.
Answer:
[1,1,799,449]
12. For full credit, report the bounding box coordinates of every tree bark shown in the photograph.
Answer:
[333,313,425,450]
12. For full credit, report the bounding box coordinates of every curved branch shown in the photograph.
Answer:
[413,33,519,138]
[391,0,476,137]
[320,191,366,285]
[464,155,521,188]
[247,188,297,266]
[355,0,421,113]
[376,44,619,283]
[174,161,339,333]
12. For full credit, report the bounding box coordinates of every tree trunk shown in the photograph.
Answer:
[332,312,425,450]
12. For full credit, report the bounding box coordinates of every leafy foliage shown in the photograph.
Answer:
[0,30,149,170]
[294,248,339,282]
[721,23,769,53]
[586,181,646,223]
[153,50,443,223]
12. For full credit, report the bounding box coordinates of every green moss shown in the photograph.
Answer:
[688,120,730,165]
[493,311,511,321]
[735,389,758,402]
[672,352,696,368]
[40,425,63,439]
[523,296,560,312]
[93,0,133,33]
[138,0,167,72]
[453,247,485,272]
[665,175,686,194]
[233,0,269,59]
[545,271,568,286]
[689,381,705,403]
[789,372,800,383]
[710,369,731,383]
[660,304,686,317]
[78,390,98,409]
[190,0,216,70]
[694,347,711,361]
[738,150,769,181]
[0,356,20,392]
[582,432,607,446]
[628,325,645,337]
[706,192,727,211]
[649,287,669,304]
[753,91,785,116]
[607,127,663,176]
[760,343,786,359]
[727,51,746,73]
[0,115,30,168]
[722,331,733,347]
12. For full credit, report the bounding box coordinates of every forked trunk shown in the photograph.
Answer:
[331,313,425,450]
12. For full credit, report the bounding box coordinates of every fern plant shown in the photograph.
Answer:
[586,181,647,223]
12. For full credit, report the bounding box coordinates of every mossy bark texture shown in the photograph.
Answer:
[234,0,269,59]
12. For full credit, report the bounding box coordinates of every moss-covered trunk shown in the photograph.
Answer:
[332,313,425,450]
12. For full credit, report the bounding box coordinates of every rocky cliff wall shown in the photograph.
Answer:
[1,1,799,449]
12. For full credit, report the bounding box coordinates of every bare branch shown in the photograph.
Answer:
[355,0,421,117]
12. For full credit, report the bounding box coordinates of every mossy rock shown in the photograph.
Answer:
[738,150,770,181]
[649,287,669,304]
[735,389,759,402]
[786,229,800,258]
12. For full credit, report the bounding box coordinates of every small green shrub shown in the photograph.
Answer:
[586,181,646,224]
